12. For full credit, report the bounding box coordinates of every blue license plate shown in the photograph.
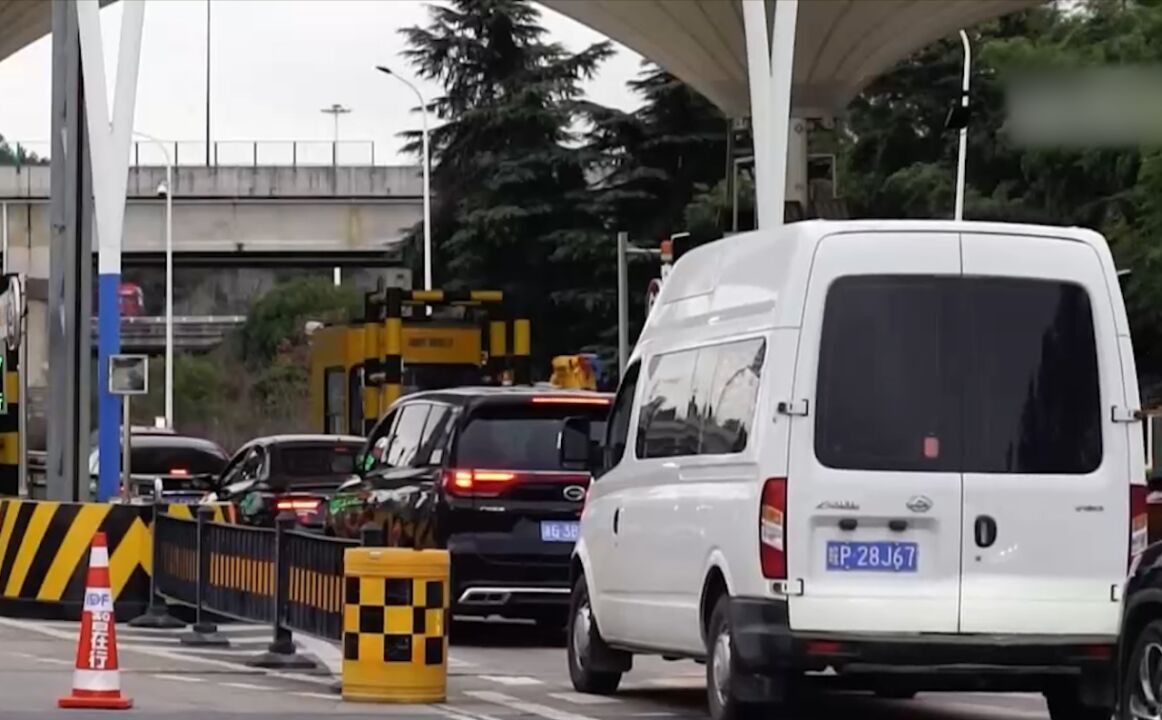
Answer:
[826,541,918,572]
[541,521,579,543]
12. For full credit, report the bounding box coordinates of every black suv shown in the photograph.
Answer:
[323,386,610,629]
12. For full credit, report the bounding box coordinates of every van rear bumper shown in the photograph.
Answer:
[730,598,1115,696]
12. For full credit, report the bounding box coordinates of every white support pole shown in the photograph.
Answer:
[954,29,971,222]
[786,117,808,209]
[77,0,146,502]
[741,1,774,229]
[742,0,799,228]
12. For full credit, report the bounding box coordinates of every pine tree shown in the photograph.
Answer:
[399,0,614,365]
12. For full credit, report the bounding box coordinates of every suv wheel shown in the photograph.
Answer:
[1120,619,1162,720]
[567,576,622,695]
[706,596,784,720]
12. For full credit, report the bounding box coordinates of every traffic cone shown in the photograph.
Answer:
[58,532,133,710]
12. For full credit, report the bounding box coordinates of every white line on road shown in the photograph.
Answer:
[292,691,341,701]
[547,692,617,705]
[151,674,205,683]
[925,700,1047,719]
[222,681,275,691]
[33,657,72,665]
[467,690,602,720]
[477,675,544,686]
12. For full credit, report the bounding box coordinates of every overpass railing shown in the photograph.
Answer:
[4,140,379,168]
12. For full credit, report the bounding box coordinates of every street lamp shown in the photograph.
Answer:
[133,132,174,429]
[377,65,432,292]
[320,104,352,287]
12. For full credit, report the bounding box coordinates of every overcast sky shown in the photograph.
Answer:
[0,0,646,165]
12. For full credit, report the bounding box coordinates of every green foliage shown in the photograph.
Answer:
[240,277,359,366]
[0,135,45,166]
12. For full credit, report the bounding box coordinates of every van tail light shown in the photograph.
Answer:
[442,469,516,497]
[1131,484,1149,569]
[276,498,321,513]
[760,477,787,579]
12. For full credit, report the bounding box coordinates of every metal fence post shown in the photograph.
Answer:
[128,491,185,628]
[249,514,318,670]
[180,505,229,647]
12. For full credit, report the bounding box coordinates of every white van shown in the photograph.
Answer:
[560,220,1147,720]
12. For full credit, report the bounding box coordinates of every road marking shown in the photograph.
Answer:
[293,691,340,701]
[927,701,1046,719]
[34,656,72,665]
[467,690,601,720]
[641,676,704,689]
[548,692,617,705]
[152,674,205,683]
[222,681,274,691]
[478,674,544,686]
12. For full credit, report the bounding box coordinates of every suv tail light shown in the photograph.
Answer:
[760,477,787,579]
[277,498,321,512]
[442,469,516,497]
[1131,483,1149,569]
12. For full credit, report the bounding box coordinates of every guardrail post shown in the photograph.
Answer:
[180,505,229,647]
[128,496,186,628]
[249,513,318,670]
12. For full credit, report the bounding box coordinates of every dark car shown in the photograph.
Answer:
[89,430,230,502]
[210,434,365,529]
[323,386,610,628]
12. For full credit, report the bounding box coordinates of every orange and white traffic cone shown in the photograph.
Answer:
[58,532,133,710]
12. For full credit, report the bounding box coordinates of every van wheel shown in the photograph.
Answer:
[706,596,783,720]
[567,577,622,695]
[1119,619,1162,720]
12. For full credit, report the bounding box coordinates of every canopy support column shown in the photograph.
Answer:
[742,0,799,227]
[76,0,145,501]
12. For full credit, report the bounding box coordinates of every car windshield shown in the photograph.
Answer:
[454,401,608,472]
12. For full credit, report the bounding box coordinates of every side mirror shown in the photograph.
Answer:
[355,452,368,473]
[559,416,595,472]
[1149,476,1162,495]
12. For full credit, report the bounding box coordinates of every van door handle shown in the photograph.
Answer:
[613,508,620,535]
[838,518,857,531]
[888,519,908,532]
[974,515,997,548]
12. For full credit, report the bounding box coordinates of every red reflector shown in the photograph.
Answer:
[760,477,787,580]
[1082,645,1113,660]
[806,640,843,656]
[276,499,320,512]
[1132,484,1149,569]
[529,396,610,405]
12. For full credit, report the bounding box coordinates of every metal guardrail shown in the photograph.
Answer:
[5,140,378,168]
[155,506,360,650]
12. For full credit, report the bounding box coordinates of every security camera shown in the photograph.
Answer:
[156,182,169,198]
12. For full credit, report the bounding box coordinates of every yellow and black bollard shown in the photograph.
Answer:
[341,547,450,703]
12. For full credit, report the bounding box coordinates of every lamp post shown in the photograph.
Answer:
[954,29,971,221]
[377,65,432,292]
[321,104,351,286]
[134,132,174,428]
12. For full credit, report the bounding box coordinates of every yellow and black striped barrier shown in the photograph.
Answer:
[0,343,19,496]
[341,547,450,703]
[0,499,236,620]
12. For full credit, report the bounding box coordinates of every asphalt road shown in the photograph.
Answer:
[0,615,1054,720]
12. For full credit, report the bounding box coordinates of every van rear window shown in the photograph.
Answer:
[815,276,1102,474]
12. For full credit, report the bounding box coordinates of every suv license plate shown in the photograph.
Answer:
[541,521,579,543]
[826,541,918,572]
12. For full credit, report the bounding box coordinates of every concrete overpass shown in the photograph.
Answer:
[0,161,421,273]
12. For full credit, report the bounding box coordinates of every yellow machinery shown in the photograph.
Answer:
[549,354,599,391]
[309,287,531,435]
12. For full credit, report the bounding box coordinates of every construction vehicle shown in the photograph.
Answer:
[308,287,531,436]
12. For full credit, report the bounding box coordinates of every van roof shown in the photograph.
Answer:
[637,220,1122,358]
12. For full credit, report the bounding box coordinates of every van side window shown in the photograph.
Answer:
[637,349,699,458]
[601,362,640,474]
[702,339,767,455]
[815,276,1102,474]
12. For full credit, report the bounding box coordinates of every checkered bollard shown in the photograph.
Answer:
[340,547,449,703]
